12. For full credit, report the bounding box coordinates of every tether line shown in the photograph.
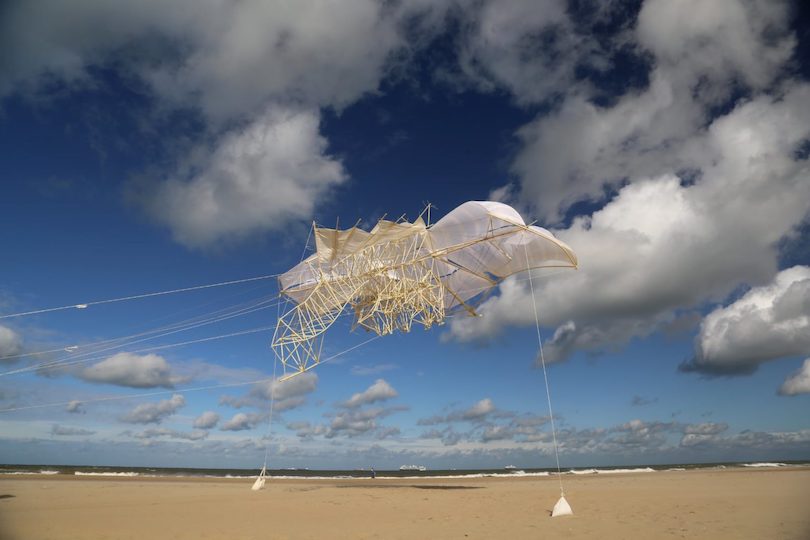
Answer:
[524,245,565,497]
[0,273,283,320]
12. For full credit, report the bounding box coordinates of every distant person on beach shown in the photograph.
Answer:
[370,467,376,479]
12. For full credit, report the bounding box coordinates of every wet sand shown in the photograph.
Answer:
[1,467,808,539]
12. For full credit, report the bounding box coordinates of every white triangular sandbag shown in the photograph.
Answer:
[551,495,573,517]
[251,466,266,491]
[251,477,265,491]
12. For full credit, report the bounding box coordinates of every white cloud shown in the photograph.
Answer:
[452,0,591,104]
[0,0,405,119]
[481,425,513,442]
[462,398,495,420]
[684,422,729,435]
[228,371,318,412]
[144,107,346,248]
[221,412,263,432]
[448,84,810,364]
[779,359,810,396]
[0,325,23,361]
[341,379,398,409]
[680,422,729,449]
[636,0,793,93]
[132,427,208,441]
[685,266,810,375]
[445,0,807,368]
[511,0,795,221]
[418,398,495,425]
[79,352,182,388]
[0,1,411,249]
[65,400,85,414]
[121,394,185,424]
[51,424,95,436]
[420,427,463,446]
[192,411,220,429]
[142,0,404,121]
[326,406,406,439]
[287,421,327,439]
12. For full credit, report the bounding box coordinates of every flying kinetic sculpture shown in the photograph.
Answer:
[271,201,577,380]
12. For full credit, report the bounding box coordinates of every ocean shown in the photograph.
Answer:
[1,461,807,480]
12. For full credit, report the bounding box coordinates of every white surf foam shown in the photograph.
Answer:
[568,467,655,475]
[74,471,140,477]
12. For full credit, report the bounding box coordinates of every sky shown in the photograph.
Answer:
[1,0,809,470]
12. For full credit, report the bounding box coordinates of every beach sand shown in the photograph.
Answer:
[1,467,808,539]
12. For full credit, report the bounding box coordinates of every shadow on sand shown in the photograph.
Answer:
[336,485,482,490]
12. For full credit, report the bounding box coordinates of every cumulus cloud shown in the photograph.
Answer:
[462,398,495,420]
[0,0,413,249]
[51,424,95,436]
[121,394,185,424]
[326,406,407,439]
[684,266,810,375]
[0,0,404,118]
[441,0,808,370]
[451,0,595,104]
[192,411,219,429]
[449,84,810,364]
[144,107,346,248]
[310,380,407,439]
[221,412,263,431]
[608,419,676,449]
[223,371,318,412]
[341,379,398,409]
[420,427,463,446]
[418,398,496,425]
[65,400,85,414]
[79,352,183,388]
[680,422,729,446]
[132,427,208,441]
[0,325,23,362]
[420,410,548,446]
[512,0,795,221]
[287,421,327,439]
[779,359,810,396]
[481,425,513,442]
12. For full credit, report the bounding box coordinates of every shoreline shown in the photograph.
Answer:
[1,461,806,481]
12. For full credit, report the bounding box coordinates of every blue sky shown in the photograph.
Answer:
[1,0,809,470]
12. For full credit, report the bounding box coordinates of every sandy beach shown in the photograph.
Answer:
[1,467,808,540]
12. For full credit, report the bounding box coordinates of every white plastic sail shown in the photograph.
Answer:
[251,466,266,491]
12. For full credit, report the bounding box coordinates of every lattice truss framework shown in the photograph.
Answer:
[272,201,578,379]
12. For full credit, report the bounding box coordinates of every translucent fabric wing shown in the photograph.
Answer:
[272,201,577,379]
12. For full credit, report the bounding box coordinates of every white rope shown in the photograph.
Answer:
[0,324,278,377]
[0,285,280,363]
[257,223,315,475]
[260,300,283,474]
[261,356,279,472]
[524,246,565,497]
[0,294,283,376]
[0,272,284,320]
[0,296,277,370]
[0,334,381,414]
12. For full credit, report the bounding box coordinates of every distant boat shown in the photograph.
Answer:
[399,465,427,471]
[504,465,517,470]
